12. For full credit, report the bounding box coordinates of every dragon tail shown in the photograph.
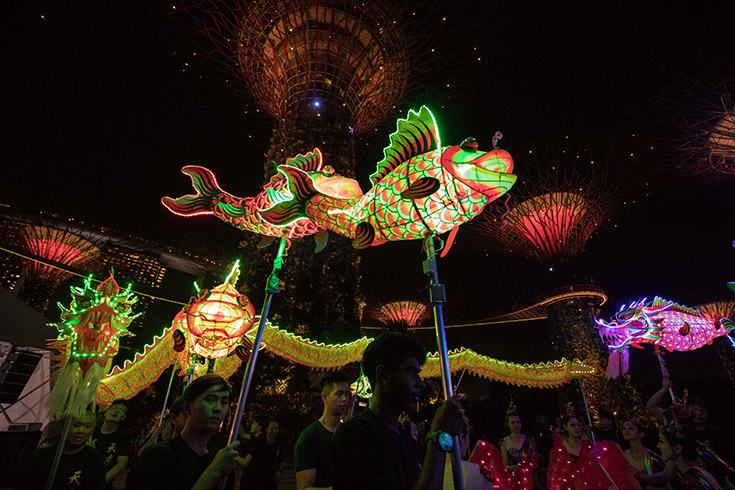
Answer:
[260,165,319,226]
[161,166,224,216]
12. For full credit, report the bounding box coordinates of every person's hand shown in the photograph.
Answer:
[631,468,645,480]
[208,441,240,477]
[274,469,283,483]
[662,378,672,389]
[430,395,467,437]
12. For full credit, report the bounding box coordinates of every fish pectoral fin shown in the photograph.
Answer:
[314,229,329,253]
[352,222,375,249]
[400,177,441,200]
[256,236,277,249]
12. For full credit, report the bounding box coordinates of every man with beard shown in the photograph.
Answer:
[294,371,350,490]
[1,410,106,490]
[125,374,239,490]
[330,332,466,490]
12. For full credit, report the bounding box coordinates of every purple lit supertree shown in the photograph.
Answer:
[472,133,651,423]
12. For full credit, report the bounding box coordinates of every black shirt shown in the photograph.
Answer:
[1,445,106,490]
[331,408,422,490]
[90,427,132,489]
[294,420,336,487]
[125,435,232,490]
[242,436,284,490]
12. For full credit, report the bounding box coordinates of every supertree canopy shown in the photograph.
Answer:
[472,133,642,275]
[13,221,102,312]
[368,300,430,331]
[650,70,735,176]
[22,225,101,281]
[235,0,409,135]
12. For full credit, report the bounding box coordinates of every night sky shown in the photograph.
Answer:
[3,2,734,397]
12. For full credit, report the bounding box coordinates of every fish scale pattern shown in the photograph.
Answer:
[305,149,497,241]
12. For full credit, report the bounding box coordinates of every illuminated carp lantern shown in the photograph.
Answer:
[596,297,735,378]
[162,149,362,251]
[173,261,256,361]
[260,106,518,249]
[48,272,140,418]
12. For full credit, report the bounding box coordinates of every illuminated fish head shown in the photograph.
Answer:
[439,137,516,199]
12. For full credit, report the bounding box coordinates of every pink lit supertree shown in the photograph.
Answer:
[4,218,102,312]
[368,300,430,332]
[471,133,650,422]
[473,133,646,277]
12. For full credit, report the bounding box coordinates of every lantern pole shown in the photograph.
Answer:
[221,236,288,488]
[45,414,73,490]
[157,361,178,428]
[422,232,464,490]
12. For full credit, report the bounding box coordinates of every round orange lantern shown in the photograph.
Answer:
[173,261,255,359]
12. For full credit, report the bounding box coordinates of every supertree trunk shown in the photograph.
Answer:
[240,117,363,343]
[547,297,649,426]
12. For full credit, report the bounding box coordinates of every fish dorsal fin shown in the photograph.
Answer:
[370,106,441,186]
[285,148,323,172]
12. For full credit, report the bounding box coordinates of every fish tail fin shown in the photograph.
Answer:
[260,165,319,226]
[162,166,224,216]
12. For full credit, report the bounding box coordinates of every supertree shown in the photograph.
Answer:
[7,219,102,312]
[647,63,735,178]
[368,300,431,332]
[471,133,650,423]
[696,301,735,388]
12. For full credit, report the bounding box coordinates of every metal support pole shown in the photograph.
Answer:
[578,378,595,444]
[220,236,288,489]
[45,415,72,490]
[654,346,675,402]
[423,234,464,490]
[157,362,178,428]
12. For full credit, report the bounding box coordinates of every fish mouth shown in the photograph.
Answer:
[441,146,516,198]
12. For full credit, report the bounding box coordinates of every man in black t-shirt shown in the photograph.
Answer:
[89,399,132,489]
[125,374,240,490]
[242,419,284,490]
[1,410,106,490]
[331,332,467,490]
[294,371,350,490]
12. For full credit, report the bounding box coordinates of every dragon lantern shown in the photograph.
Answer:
[47,271,140,418]
[596,296,735,378]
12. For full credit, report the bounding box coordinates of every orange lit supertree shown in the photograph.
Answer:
[648,65,734,178]
[472,133,651,423]
[696,301,735,388]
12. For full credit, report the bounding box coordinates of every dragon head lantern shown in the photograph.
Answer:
[52,271,140,374]
[47,271,140,418]
[173,261,256,360]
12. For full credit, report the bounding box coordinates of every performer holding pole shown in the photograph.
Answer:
[220,236,289,489]
[423,233,465,490]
